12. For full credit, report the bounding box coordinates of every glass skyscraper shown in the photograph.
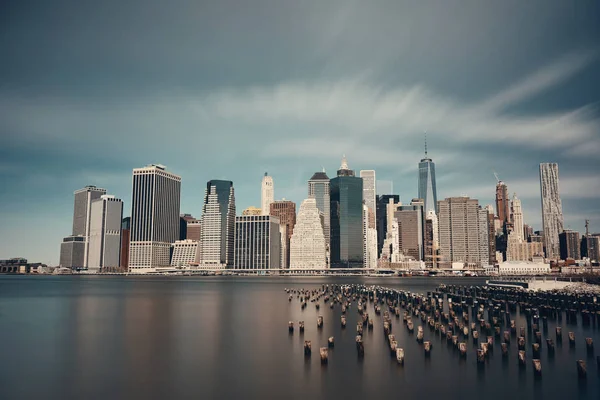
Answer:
[330,156,364,268]
[199,180,236,268]
[418,148,437,214]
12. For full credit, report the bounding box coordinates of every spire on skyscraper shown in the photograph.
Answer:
[424,130,428,157]
[337,154,355,177]
[340,154,348,170]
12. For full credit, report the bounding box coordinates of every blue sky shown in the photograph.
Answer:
[1,0,599,265]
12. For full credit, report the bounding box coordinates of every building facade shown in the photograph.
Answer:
[559,230,581,260]
[60,236,86,269]
[261,173,274,215]
[242,206,262,216]
[360,170,377,221]
[171,239,200,266]
[495,181,510,225]
[540,163,564,259]
[88,195,123,272]
[70,185,107,268]
[511,194,524,241]
[290,198,326,269]
[363,204,377,269]
[330,156,364,268]
[186,220,201,241]
[376,195,400,257]
[120,217,130,270]
[394,202,424,261]
[309,170,331,255]
[418,148,437,214]
[234,215,281,270]
[270,200,296,268]
[199,180,236,269]
[129,164,181,273]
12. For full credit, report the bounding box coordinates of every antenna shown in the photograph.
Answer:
[424,130,428,157]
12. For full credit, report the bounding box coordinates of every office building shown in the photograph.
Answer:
[120,217,130,270]
[171,239,199,266]
[511,194,524,241]
[179,214,196,240]
[330,156,364,268]
[587,234,600,262]
[270,200,296,268]
[438,197,488,265]
[129,164,181,273]
[376,195,400,257]
[71,185,107,268]
[290,198,326,269]
[363,204,377,269]
[523,224,534,242]
[559,230,580,260]
[486,206,496,264]
[308,170,330,250]
[261,173,274,215]
[88,195,123,272]
[186,220,202,241]
[540,163,564,259]
[234,215,281,270]
[394,200,424,261]
[478,207,490,265]
[59,236,86,269]
[199,180,236,269]
[360,170,377,221]
[495,181,510,225]
[242,206,262,216]
[418,137,437,213]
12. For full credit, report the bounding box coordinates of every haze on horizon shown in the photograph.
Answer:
[1,0,599,265]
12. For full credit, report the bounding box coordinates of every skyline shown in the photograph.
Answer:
[1,1,600,264]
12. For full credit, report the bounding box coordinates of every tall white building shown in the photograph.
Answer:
[438,197,488,266]
[360,170,377,221]
[290,198,327,269]
[129,164,181,273]
[511,193,524,242]
[72,185,106,268]
[363,204,378,269]
[199,180,236,269]
[308,170,330,250]
[261,173,274,216]
[88,195,123,272]
[234,215,281,270]
[171,240,200,266]
[539,163,564,259]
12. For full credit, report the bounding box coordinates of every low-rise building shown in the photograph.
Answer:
[498,261,551,275]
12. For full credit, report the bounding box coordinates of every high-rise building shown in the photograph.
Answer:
[120,217,130,270]
[186,220,201,241]
[199,180,235,269]
[308,170,331,253]
[242,206,262,216]
[587,234,600,263]
[330,156,364,268]
[511,194,524,242]
[360,170,377,221]
[418,149,438,214]
[478,207,490,265]
[88,195,123,272]
[495,181,510,225]
[129,164,181,273]
[59,236,86,269]
[261,173,274,216]
[70,185,107,268]
[559,230,581,260]
[485,205,497,264]
[179,214,196,240]
[363,204,378,269]
[540,163,564,260]
[438,197,488,265]
[424,213,436,268]
[394,201,424,261]
[290,198,326,269]
[171,239,199,266]
[523,224,534,242]
[234,215,281,270]
[376,195,400,257]
[270,200,296,268]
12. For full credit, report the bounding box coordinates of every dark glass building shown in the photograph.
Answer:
[376,195,400,257]
[330,156,364,268]
[418,144,437,214]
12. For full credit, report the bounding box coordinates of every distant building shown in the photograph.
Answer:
[418,137,437,213]
[486,206,496,264]
[424,210,438,268]
[60,236,86,269]
[330,156,363,268]
[498,261,550,275]
[495,181,510,225]
[186,220,202,241]
[199,180,235,269]
[308,171,330,251]
[511,194,524,241]
[88,195,123,272]
[376,195,400,257]
[242,206,262,216]
[120,217,130,270]
[261,173,274,215]
[290,198,326,269]
[270,200,296,268]
[523,224,534,242]
[179,214,196,240]
[129,164,181,273]
[394,200,424,261]
[171,239,200,267]
[360,170,377,222]
[540,163,564,259]
[234,215,281,270]
[587,234,600,262]
[363,204,377,269]
[559,230,581,260]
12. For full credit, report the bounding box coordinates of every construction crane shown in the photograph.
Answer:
[493,170,500,183]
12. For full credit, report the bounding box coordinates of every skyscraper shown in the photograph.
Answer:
[511,194,524,241]
[485,206,496,264]
[438,197,488,265]
[540,163,564,259]
[418,136,437,213]
[424,210,438,268]
[261,173,274,215]
[394,200,424,261]
[199,180,236,269]
[129,164,181,273]
[270,200,296,268]
[186,220,202,241]
[308,170,331,250]
[360,170,377,220]
[290,198,326,269]
[234,215,281,270]
[495,181,510,225]
[376,195,400,257]
[72,185,106,268]
[88,195,123,273]
[330,156,364,268]
[362,204,377,269]
[120,217,130,270]
[559,230,580,260]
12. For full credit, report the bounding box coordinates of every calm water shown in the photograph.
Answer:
[0,275,598,399]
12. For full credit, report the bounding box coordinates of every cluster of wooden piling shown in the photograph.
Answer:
[285,284,599,376]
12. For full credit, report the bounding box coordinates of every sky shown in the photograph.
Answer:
[1,0,599,265]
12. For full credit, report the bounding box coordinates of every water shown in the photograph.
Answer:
[0,275,598,399]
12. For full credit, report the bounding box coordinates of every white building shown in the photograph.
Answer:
[199,180,236,269]
[478,207,490,266]
[308,170,330,250]
[359,170,377,221]
[88,195,123,272]
[290,198,327,269]
[363,204,378,269]
[129,165,181,273]
[511,194,524,241]
[234,215,281,270]
[539,163,563,259]
[71,185,106,268]
[498,261,551,275]
[261,173,274,216]
[171,240,200,267]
